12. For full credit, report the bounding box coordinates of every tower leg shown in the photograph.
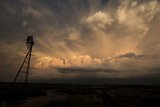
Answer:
[13,51,29,83]
[24,51,31,83]
[24,44,33,83]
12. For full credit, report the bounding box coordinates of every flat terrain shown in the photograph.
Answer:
[0,83,160,107]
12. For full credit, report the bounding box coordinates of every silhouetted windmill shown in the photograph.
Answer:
[13,35,34,83]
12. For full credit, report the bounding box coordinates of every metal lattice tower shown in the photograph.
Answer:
[13,35,34,83]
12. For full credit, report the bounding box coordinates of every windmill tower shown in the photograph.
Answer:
[13,35,34,83]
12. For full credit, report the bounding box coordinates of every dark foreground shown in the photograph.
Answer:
[0,83,160,107]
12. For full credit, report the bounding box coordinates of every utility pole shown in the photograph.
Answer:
[13,35,34,83]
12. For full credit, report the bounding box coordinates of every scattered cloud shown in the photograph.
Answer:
[84,11,113,29]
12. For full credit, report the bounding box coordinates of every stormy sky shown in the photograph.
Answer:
[0,0,160,84]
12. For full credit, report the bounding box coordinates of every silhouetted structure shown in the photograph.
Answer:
[13,35,34,83]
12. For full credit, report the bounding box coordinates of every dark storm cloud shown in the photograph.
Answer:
[116,52,146,59]
[117,52,136,58]
[31,74,160,85]
[56,67,119,73]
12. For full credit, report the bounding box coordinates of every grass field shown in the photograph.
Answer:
[0,83,160,107]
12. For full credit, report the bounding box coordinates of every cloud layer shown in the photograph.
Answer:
[0,0,160,83]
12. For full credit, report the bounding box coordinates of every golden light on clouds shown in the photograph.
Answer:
[34,54,104,69]
[33,0,160,72]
